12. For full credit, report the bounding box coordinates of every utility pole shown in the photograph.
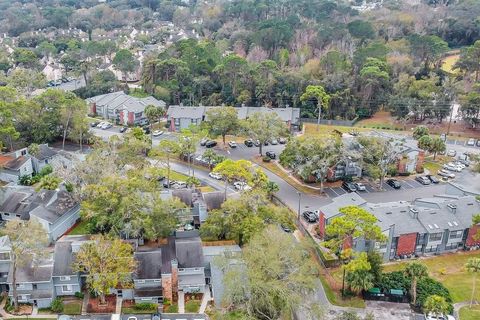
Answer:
[446,102,455,138]
[316,101,322,132]
[297,192,301,221]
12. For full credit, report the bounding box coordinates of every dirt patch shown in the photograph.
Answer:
[87,295,116,314]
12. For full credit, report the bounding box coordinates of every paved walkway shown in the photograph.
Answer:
[199,286,211,313]
[454,301,478,319]
[115,297,123,314]
[178,291,185,313]
[81,291,89,315]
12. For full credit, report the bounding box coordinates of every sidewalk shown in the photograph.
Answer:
[199,286,211,314]
[178,291,185,313]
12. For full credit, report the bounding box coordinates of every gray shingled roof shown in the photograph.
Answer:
[134,250,162,279]
[175,237,203,268]
[9,258,54,283]
[202,192,225,211]
[172,189,193,206]
[320,192,367,220]
[35,144,57,161]
[53,241,76,276]
[87,91,165,113]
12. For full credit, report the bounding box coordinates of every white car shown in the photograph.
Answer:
[152,130,164,137]
[451,162,465,169]
[447,150,457,157]
[443,164,462,172]
[228,141,237,148]
[233,181,252,191]
[467,138,475,146]
[209,172,223,180]
[353,182,366,191]
[438,169,455,179]
[425,313,455,320]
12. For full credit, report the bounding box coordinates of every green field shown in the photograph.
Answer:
[64,301,82,315]
[185,300,201,313]
[460,305,480,320]
[68,220,91,235]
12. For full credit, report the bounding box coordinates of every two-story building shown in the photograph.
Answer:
[0,148,33,183]
[0,186,80,242]
[0,236,11,292]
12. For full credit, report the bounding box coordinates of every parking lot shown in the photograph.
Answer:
[322,177,440,199]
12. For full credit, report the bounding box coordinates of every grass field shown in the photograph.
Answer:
[122,306,157,314]
[459,305,480,320]
[68,220,91,235]
[355,111,404,130]
[442,53,460,73]
[383,251,480,303]
[165,304,178,313]
[64,301,82,315]
[185,300,201,313]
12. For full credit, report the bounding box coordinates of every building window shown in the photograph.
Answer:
[429,232,443,242]
[137,280,145,284]
[62,285,72,293]
[60,276,71,281]
[4,213,10,217]
[16,284,25,289]
[154,279,161,283]
[174,119,180,126]
[21,150,27,156]
[449,230,463,239]
[0,252,10,260]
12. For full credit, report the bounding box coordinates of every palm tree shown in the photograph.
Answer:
[346,270,374,294]
[404,262,428,305]
[466,258,480,308]
[424,295,450,319]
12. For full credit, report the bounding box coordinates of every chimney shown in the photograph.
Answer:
[409,207,419,219]
[447,203,457,214]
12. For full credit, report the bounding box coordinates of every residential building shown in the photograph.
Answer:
[0,236,11,292]
[52,237,86,298]
[316,193,480,261]
[7,255,55,308]
[30,144,58,173]
[167,105,301,132]
[87,91,166,126]
[0,148,33,183]
[175,232,206,294]
[0,186,80,242]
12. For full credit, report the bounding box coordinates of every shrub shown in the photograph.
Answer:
[416,277,453,313]
[5,297,13,312]
[134,302,156,310]
[50,298,64,313]
[377,271,410,292]
[65,182,74,193]
[38,165,53,177]
[387,165,398,177]
[262,156,271,162]
[19,175,34,186]
[74,291,84,299]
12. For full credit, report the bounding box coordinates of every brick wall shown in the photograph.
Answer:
[466,225,480,247]
[396,233,417,256]
[161,274,172,301]
[342,235,352,250]
[171,260,178,302]
[318,212,326,239]
[128,112,134,125]
[416,151,425,173]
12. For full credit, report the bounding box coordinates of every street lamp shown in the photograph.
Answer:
[297,192,301,220]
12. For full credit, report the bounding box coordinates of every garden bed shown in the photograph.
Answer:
[86,295,116,313]
[122,300,158,314]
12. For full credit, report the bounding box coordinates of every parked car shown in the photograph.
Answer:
[244,139,254,147]
[443,163,462,172]
[171,181,187,189]
[353,182,366,191]
[451,161,465,169]
[278,137,287,144]
[119,127,127,133]
[254,140,261,147]
[302,211,318,223]
[425,175,439,184]
[342,181,357,192]
[152,130,164,137]
[209,172,223,180]
[266,151,276,159]
[447,150,457,157]
[101,123,112,130]
[438,169,455,179]
[270,139,279,145]
[233,181,252,191]
[477,140,480,147]
[200,138,209,146]
[440,133,446,141]
[90,121,100,127]
[228,141,237,148]
[205,140,217,148]
[415,176,431,185]
[143,126,151,134]
[467,138,476,146]
[386,179,401,189]
[263,140,269,146]
[456,159,470,167]
[281,224,292,233]
[184,223,194,231]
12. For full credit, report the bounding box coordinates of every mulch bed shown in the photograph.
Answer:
[86,295,116,313]
[122,299,135,308]
[185,292,203,302]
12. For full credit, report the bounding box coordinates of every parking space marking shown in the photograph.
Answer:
[325,188,339,197]
[333,187,346,195]
[402,180,417,188]
[365,185,375,192]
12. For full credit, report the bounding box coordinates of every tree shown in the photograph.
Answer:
[113,49,138,85]
[178,126,201,178]
[36,175,61,191]
[144,104,165,141]
[300,85,331,131]
[242,112,288,155]
[264,181,279,200]
[205,106,239,146]
[409,34,449,70]
[0,87,20,150]
[220,226,322,319]
[147,197,183,241]
[60,92,87,150]
[423,295,450,319]
[344,253,374,294]
[213,159,255,199]
[405,262,428,305]
[73,235,136,304]
[465,258,480,308]
[7,68,46,97]
[357,136,402,190]
[418,135,432,151]
[455,40,480,82]
[413,125,430,140]
[428,137,446,160]
[1,220,49,311]
[151,140,180,185]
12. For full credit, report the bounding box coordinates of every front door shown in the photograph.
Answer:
[117,290,122,297]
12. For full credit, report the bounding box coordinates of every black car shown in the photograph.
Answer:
[244,139,254,147]
[281,224,292,233]
[426,174,440,184]
[266,151,276,159]
[200,138,208,146]
[143,126,151,134]
[302,211,318,223]
[90,121,99,127]
[386,179,401,189]
[205,140,217,148]
[279,137,287,144]
[119,127,127,133]
[264,140,269,146]
[342,181,357,192]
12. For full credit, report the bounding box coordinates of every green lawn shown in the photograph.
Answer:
[185,300,201,313]
[165,304,178,313]
[460,305,480,320]
[169,170,190,182]
[383,251,480,303]
[68,220,91,235]
[64,302,82,315]
[441,53,460,73]
[319,272,366,308]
